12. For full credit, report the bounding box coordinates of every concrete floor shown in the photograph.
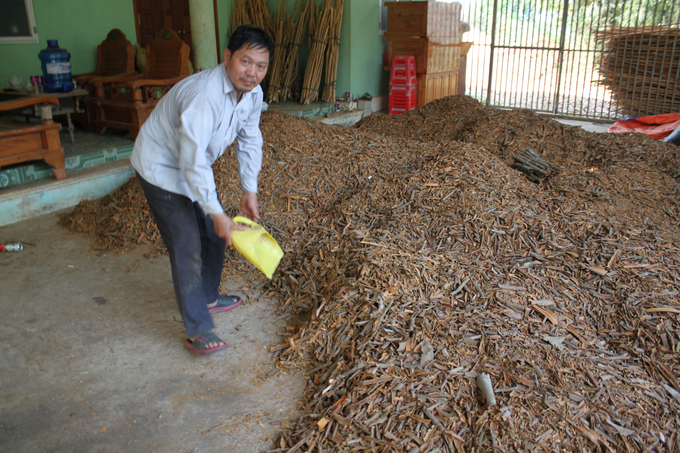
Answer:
[0,212,305,452]
[553,117,612,133]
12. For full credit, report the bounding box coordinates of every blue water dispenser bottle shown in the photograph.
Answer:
[38,40,75,92]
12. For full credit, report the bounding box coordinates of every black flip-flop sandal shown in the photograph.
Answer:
[208,295,243,314]
[184,331,228,355]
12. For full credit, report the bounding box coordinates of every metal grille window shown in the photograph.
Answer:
[0,0,39,44]
[458,0,680,120]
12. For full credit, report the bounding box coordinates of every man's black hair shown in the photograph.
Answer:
[227,25,274,62]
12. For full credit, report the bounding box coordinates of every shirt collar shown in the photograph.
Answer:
[220,63,260,102]
[221,64,235,95]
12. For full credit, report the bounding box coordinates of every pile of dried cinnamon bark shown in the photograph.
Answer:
[62,96,680,452]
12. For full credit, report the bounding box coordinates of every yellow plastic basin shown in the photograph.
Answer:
[230,216,284,279]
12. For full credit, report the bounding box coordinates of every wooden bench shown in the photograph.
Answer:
[0,95,66,180]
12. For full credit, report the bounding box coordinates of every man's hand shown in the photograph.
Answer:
[210,212,247,247]
[239,191,259,221]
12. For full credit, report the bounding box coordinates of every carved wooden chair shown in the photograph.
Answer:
[0,95,66,180]
[94,28,191,139]
[71,29,136,131]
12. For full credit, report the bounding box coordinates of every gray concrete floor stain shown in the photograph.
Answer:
[0,212,305,452]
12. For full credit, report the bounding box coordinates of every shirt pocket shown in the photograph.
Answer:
[235,118,247,136]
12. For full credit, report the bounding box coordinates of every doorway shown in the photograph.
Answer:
[132,0,221,65]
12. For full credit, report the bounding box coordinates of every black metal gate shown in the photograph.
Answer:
[460,0,680,120]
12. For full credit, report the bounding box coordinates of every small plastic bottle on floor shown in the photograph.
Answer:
[0,243,23,252]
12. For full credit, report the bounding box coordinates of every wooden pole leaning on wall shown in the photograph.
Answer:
[229,0,308,103]
[322,0,344,103]
[230,0,250,35]
[266,0,287,103]
[269,1,297,104]
[300,1,333,104]
[280,0,309,101]
[247,0,275,38]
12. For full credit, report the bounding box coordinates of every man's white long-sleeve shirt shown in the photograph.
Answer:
[131,63,264,215]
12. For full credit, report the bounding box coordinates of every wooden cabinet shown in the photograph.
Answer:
[384,1,463,108]
[417,70,459,107]
[386,36,461,74]
[385,1,462,41]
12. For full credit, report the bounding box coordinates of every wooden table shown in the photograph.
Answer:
[0,95,66,180]
[0,89,88,143]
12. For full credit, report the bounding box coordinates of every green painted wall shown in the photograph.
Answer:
[347,1,389,99]
[216,0,232,59]
[0,0,136,89]
[255,0,387,99]
[0,0,387,99]
[337,1,351,98]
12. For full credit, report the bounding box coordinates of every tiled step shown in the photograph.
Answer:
[0,141,133,189]
[0,159,134,227]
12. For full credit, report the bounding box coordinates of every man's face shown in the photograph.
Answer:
[223,45,270,98]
